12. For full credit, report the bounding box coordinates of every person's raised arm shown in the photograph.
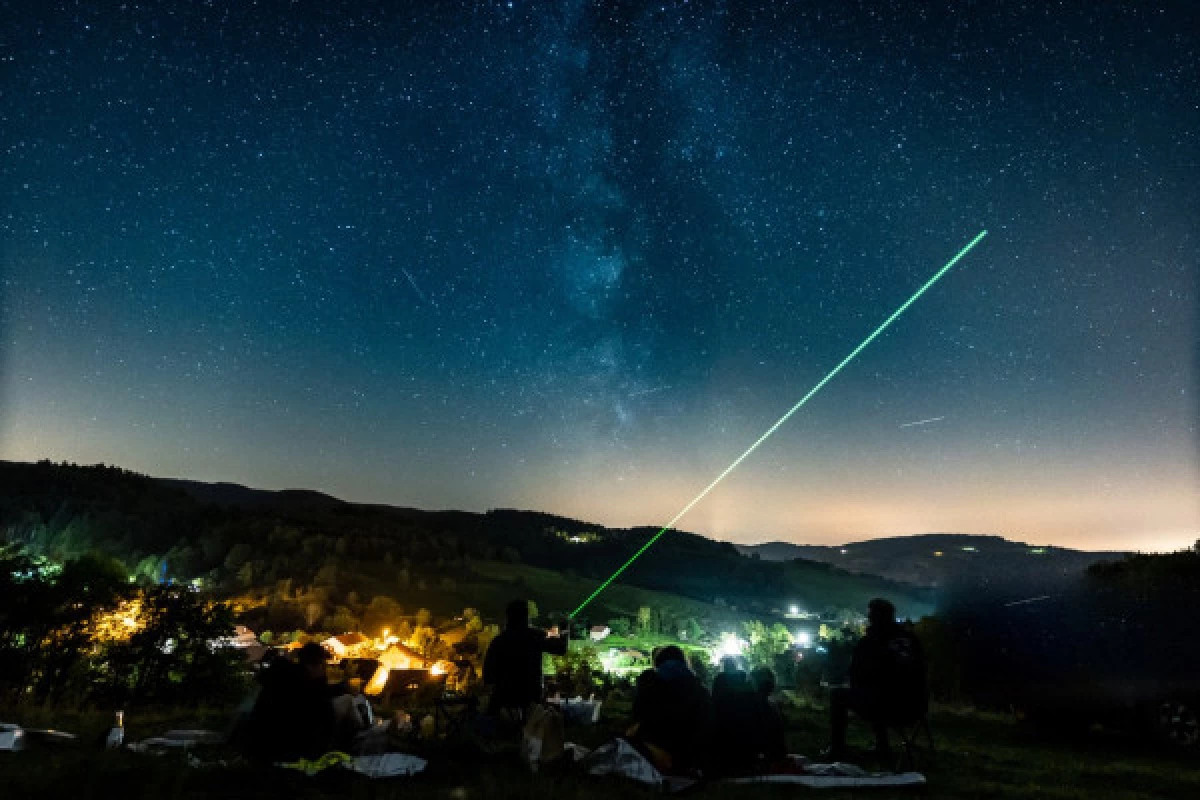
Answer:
[543,616,569,657]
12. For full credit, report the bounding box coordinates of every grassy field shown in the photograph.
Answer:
[464,560,740,624]
[2,700,1197,799]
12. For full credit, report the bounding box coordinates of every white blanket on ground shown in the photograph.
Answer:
[583,739,925,791]
[727,760,927,788]
[276,752,429,778]
[126,729,225,753]
[0,724,25,751]
[1,723,79,751]
[582,739,697,793]
[346,753,427,778]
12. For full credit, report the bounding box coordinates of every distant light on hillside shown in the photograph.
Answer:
[712,632,747,663]
[556,530,600,544]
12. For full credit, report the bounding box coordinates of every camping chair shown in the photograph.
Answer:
[496,703,528,728]
[888,713,934,771]
[434,694,479,738]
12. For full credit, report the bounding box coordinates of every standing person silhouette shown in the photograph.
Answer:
[482,599,567,718]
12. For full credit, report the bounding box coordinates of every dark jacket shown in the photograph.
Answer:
[710,669,758,773]
[711,670,788,773]
[240,657,336,762]
[631,658,712,772]
[753,694,787,763]
[483,625,567,712]
[848,623,927,722]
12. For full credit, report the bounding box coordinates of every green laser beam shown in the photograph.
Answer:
[569,230,989,618]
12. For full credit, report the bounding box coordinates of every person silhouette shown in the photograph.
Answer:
[482,599,568,717]
[827,598,926,763]
[629,645,712,774]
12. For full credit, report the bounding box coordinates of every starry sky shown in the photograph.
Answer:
[2,1,1197,552]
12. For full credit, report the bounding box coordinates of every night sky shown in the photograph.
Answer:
[2,2,1196,552]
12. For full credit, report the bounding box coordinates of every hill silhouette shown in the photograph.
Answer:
[737,534,1126,590]
[0,460,933,623]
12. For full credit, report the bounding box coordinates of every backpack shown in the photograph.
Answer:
[884,631,927,720]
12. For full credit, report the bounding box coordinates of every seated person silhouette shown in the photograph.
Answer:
[712,655,751,701]
[710,656,758,774]
[749,666,787,765]
[827,597,927,763]
[629,645,712,775]
[238,643,358,762]
[482,599,567,719]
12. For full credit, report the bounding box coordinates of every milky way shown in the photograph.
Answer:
[2,2,1196,551]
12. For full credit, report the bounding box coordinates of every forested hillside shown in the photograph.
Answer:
[0,461,932,628]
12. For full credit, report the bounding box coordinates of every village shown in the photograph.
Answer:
[209,597,838,734]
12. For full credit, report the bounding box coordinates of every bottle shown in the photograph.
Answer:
[105,710,124,749]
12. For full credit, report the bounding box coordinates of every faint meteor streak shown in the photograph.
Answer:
[1004,595,1051,607]
[899,416,945,428]
[569,230,990,618]
[628,385,670,398]
[401,268,435,306]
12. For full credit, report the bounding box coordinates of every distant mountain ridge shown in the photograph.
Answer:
[155,478,347,513]
[736,534,1128,588]
[0,460,936,621]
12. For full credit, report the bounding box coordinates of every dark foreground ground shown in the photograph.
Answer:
[2,702,1197,800]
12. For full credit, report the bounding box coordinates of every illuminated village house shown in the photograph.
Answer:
[364,642,454,696]
[321,632,371,659]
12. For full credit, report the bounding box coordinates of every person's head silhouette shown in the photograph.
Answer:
[867,597,896,630]
[505,599,530,629]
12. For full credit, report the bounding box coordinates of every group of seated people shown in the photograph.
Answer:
[629,647,786,776]
[232,642,372,763]
[626,597,926,775]
[234,595,924,774]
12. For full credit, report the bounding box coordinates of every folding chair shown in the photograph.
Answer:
[434,694,479,738]
[888,714,935,771]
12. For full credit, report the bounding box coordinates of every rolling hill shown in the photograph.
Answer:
[736,534,1127,590]
[0,460,934,626]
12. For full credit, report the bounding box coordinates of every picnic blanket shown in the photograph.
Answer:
[583,738,697,793]
[0,723,25,752]
[122,727,423,780]
[126,729,225,753]
[727,760,927,788]
[279,751,427,778]
[346,753,427,778]
[583,738,925,791]
[1,723,79,751]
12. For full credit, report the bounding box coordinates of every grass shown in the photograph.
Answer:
[467,560,738,623]
[2,702,1197,799]
[337,559,737,625]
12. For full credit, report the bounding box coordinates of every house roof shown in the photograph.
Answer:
[327,632,369,647]
[241,644,269,663]
[377,643,428,669]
